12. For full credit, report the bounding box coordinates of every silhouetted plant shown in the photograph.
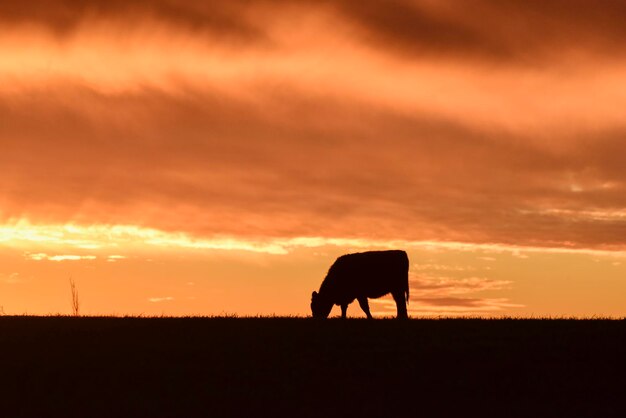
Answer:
[69,277,80,316]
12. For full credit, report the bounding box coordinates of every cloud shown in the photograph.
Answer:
[4,221,626,257]
[0,1,265,42]
[106,255,126,262]
[409,274,512,297]
[148,296,174,303]
[333,0,626,63]
[5,222,292,254]
[2,2,626,253]
[412,264,477,272]
[25,253,97,261]
[371,273,522,315]
[2,87,626,251]
[3,0,626,64]
[1,272,22,284]
[372,297,523,316]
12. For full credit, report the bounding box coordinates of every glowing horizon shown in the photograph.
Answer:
[1,219,625,317]
[3,219,626,257]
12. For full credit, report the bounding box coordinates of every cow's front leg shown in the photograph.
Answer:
[357,297,373,319]
[341,304,348,318]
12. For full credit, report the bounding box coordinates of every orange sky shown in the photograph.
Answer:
[1,0,626,317]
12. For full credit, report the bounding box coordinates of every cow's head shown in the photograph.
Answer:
[311,291,333,319]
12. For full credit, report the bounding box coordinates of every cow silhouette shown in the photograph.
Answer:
[311,250,409,319]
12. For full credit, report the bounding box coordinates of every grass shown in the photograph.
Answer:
[1,316,625,417]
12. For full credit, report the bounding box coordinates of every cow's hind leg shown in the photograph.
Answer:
[341,304,348,319]
[392,291,408,319]
[357,297,373,319]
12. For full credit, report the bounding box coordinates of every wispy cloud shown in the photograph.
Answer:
[373,297,524,316]
[1,272,22,284]
[4,221,626,257]
[148,296,174,303]
[412,263,477,272]
[25,253,97,261]
[106,255,126,262]
[409,274,512,296]
[372,273,522,316]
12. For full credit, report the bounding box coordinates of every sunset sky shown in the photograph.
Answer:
[2,0,626,317]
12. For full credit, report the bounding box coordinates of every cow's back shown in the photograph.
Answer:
[320,250,409,302]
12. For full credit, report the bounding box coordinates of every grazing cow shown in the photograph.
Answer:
[310,250,409,319]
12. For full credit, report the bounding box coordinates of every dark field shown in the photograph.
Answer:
[1,317,625,417]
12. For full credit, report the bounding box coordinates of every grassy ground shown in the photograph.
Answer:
[1,317,625,417]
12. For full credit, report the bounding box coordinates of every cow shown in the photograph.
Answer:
[310,250,409,319]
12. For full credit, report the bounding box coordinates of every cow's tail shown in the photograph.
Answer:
[405,270,410,305]
[404,252,410,305]
[405,283,410,305]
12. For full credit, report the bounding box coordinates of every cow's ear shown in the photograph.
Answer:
[312,291,318,300]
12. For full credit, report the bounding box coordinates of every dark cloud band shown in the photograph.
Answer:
[3,0,626,61]
[2,86,626,249]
